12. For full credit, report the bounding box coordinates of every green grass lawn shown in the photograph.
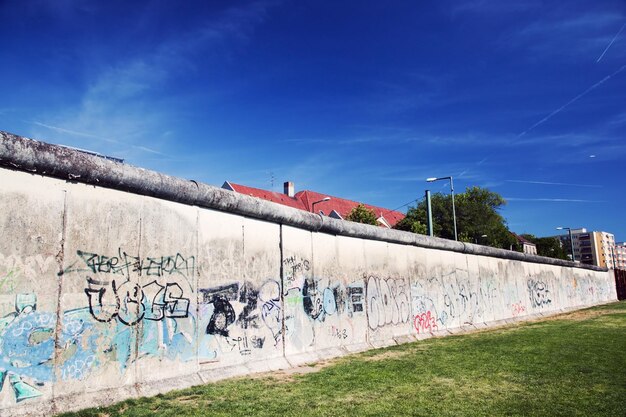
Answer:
[57,302,626,417]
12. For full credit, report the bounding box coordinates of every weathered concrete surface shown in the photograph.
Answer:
[0,131,606,271]
[0,132,617,415]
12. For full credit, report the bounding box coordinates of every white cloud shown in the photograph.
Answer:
[608,112,626,126]
[30,2,276,164]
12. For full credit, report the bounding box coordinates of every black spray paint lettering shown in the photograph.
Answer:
[329,325,348,340]
[226,335,265,356]
[142,281,190,321]
[302,278,340,321]
[77,249,138,276]
[67,249,195,278]
[115,280,145,326]
[302,278,323,320]
[347,286,364,312]
[527,279,552,308]
[200,280,283,347]
[283,256,310,282]
[237,282,260,330]
[84,278,190,326]
[206,297,236,337]
[200,283,239,337]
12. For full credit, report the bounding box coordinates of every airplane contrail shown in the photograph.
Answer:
[32,120,167,156]
[33,121,112,141]
[505,197,606,203]
[505,179,603,188]
[457,157,488,179]
[517,64,626,138]
[597,22,626,63]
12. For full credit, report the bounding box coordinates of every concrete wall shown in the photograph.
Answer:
[0,132,617,415]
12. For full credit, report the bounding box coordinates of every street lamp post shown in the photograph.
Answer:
[311,197,331,213]
[425,190,433,237]
[426,176,457,241]
[556,227,575,262]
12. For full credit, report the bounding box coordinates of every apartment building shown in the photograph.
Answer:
[556,228,616,269]
[615,242,626,270]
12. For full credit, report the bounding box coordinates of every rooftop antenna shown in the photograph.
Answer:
[269,171,275,191]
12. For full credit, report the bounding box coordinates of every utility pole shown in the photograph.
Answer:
[425,189,433,237]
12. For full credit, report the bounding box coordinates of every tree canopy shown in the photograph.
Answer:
[394,186,516,249]
[345,204,378,225]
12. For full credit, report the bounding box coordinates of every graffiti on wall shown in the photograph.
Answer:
[78,248,197,365]
[0,270,17,293]
[302,278,344,321]
[511,302,526,316]
[478,277,499,319]
[527,279,551,308]
[347,286,365,313]
[283,256,310,283]
[0,294,103,403]
[295,277,366,323]
[366,276,410,330]
[413,311,438,334]
[63,249,195,278]
[70,249,194,327]
[0,241,616,409]
[415,274,482,328]
[0,253,57,287]
[199,280,285,358]
[411,269,512,330]
[85,279,190,326]
[448,279,480,324]
[327,324,350,340]
[0,247,201,406]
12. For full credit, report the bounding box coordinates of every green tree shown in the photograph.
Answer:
[346,204,378,225]
[394,186,516,249]
[520,234,568,260]
[394,211,427,234]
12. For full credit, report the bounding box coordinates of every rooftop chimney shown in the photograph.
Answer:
[284,181,295,197]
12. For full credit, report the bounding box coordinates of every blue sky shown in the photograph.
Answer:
[1,0,625,240]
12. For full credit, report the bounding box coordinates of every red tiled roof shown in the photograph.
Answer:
[296,190,405,227]
[224,181,405,228]
[512,232,536,246]
[224,182,307,211]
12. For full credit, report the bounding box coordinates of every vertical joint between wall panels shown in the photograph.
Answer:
[242,224,245,281]
[279,225,286,357]
[195,208,200,369]
[51,190,68,412]
[133,204,143,392]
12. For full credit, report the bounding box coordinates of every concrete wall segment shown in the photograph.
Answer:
[365,240,413,347]
[0,170,66,409]
[0,131,606,272]
[0,131,619,415]
[55,181,143,401]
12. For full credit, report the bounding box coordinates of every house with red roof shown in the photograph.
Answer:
[511,232,537,255]
[222,181,405,228]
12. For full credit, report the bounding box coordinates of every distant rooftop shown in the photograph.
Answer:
[223,181,405,228]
